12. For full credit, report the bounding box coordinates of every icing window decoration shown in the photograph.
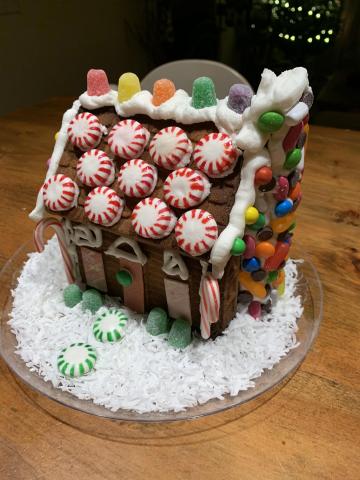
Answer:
[42,174,79,212]
[76,149,115,187]
[162,249,189,281]
[84,186,124,226]
[175,209,218,256]
[149,126,193,170]
[117,159,157,198]
[105,236,147,265]
[67,112,103,150]
[163,167,211,209]
[73,223,102,248]
[107,119,150,159]
[131,197,176,239]
[193,133,238,178]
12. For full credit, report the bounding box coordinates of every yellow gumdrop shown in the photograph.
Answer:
[245,206,259,225]
[239,271,267,299]
[277,281,285,296]
[118,72,141,103]
[54,131,59,141]
[271,212,295,233]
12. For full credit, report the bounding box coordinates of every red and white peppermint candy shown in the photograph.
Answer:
[67,112,102,151]
[84,187,124,226]
[163,168,211,209]
[118,159,158,198]
[131,197,176,239]
[108,119,149,159]
[175,209,218,256]
[193,132,238,178]
[77,149,115,187]
[42,174,79,212]
[149,126,192,170]
[199,273,220,339]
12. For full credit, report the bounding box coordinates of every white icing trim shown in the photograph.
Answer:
[79,89,117,109]
[105,236,147,265]
[210,148,271,278]
[162,250,189,281]
[73,224,102,248]
[29,100,81,221]
[235,67,308,152]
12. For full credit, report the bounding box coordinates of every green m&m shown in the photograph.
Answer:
[257,111,285,133]
[231,238,246,256]
[283,148,302,169]
[248,212,266,231]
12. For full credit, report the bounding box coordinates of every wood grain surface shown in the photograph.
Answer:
[0,98,359,480]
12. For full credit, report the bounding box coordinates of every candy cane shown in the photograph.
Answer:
[34,218,75,284]
[199,272,220,339]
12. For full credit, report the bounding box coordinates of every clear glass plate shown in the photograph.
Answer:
[0,240,323,425]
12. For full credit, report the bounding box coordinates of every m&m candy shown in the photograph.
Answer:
[242,257,261,272]
[255,242,275,258]
[257,111,285,133]
[245,206,259,224]
[231,237,246,256]
[283,148,302,170]
[255,166,272,186]
[274,176,289,201]
[248,212,266,231]
[275,198,293,217]
[243,235,256,259]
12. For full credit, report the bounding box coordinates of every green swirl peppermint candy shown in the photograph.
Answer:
[93,308,128,343]
[57,343,97,378]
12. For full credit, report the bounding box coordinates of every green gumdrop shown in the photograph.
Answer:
[248,212,266,231]
[63,284,83,308]
[267,271,278,283]
[116,269,133,287]
[168,318,192,349]
[283,148,302,169]
[82,289,103,314]
[146,307,170,336]
[231,238,246,256]
[257,111,285,133]
[191,77,217,109]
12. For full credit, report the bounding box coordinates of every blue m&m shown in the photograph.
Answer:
[275,198,293,217]
[242,257,261,272]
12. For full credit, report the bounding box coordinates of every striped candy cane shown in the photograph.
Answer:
[199,273,220,339]
[34,217,75,284]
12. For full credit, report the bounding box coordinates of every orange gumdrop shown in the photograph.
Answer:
[239,271,267,299]
[273,269,285,287]
[289,182,301,201]
[152,79,176,106]
[255,241,275,258]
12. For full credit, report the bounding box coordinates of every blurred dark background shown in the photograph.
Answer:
[0,0,359,128]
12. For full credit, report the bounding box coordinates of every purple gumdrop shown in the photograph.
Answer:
[248,301,262,320]
[227,84,253,114]
[300,90,314,109]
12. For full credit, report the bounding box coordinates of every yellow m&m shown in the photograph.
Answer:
[245,206,260,225]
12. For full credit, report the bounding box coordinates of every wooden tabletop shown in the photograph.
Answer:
[0,99,359,480]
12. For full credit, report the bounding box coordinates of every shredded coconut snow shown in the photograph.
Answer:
[8,237,303,413]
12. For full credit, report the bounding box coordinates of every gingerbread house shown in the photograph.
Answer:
[30,67,312,339]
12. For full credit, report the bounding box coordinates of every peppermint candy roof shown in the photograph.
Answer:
[31,66,311,274]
